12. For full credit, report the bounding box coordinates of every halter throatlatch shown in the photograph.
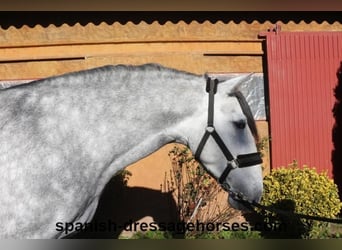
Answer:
[194,77,262,191]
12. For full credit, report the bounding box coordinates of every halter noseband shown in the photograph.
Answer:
[194,77,262,191]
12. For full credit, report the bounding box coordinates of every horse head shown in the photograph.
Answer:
[189,74,263,211]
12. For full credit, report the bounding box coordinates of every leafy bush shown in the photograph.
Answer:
[187,230,262,239]
[127,230,173,239]
[115,169,132,186]
[258,161,342,238]
[128,228,262,239]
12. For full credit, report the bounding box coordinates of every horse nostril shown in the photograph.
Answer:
[234,119,246,129]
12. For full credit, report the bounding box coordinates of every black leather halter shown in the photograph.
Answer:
[194,77,262,191]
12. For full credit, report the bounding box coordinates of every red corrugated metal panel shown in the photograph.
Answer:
[262,30,342,177]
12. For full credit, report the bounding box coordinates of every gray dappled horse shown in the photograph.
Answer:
[0,64,263,238]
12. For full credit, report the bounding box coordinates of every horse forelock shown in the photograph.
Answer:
[230,91,259,142]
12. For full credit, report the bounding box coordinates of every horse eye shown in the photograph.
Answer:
[233,119,247,129]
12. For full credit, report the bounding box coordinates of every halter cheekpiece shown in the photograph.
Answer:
[194,77,263,191]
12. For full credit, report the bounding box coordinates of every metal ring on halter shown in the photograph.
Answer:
[205,126,215,133]
[228,159,239,170]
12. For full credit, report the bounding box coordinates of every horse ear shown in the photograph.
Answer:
[218,73,254,94]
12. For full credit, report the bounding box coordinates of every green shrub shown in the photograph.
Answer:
[127,229,262,239]
[258,162,342,238]
[187,230,262,239]
[128,230,173,239]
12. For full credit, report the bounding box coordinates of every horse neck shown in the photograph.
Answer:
[109,70,207,153]
[99,71,207,177]
[140,75,206,144]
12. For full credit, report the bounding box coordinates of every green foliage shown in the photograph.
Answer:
[128,228,262,239]
[128,230,173,239]
[187,230,262,239]
[114,169,132,186]
[259,161,342,238]
[256,136,269,158]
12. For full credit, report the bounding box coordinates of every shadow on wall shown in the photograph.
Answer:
[68,173,178,239]
[332,61,342,206]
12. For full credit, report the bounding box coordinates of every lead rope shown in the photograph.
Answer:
[229,190,342,224]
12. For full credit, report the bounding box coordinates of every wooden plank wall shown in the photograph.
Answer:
[0,21,266,80]
[1,20,341,80]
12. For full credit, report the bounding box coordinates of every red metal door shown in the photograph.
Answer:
[261,29,342,177]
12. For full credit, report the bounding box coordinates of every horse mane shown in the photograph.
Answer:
[112,63,202,79]
[230,91,259,141]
